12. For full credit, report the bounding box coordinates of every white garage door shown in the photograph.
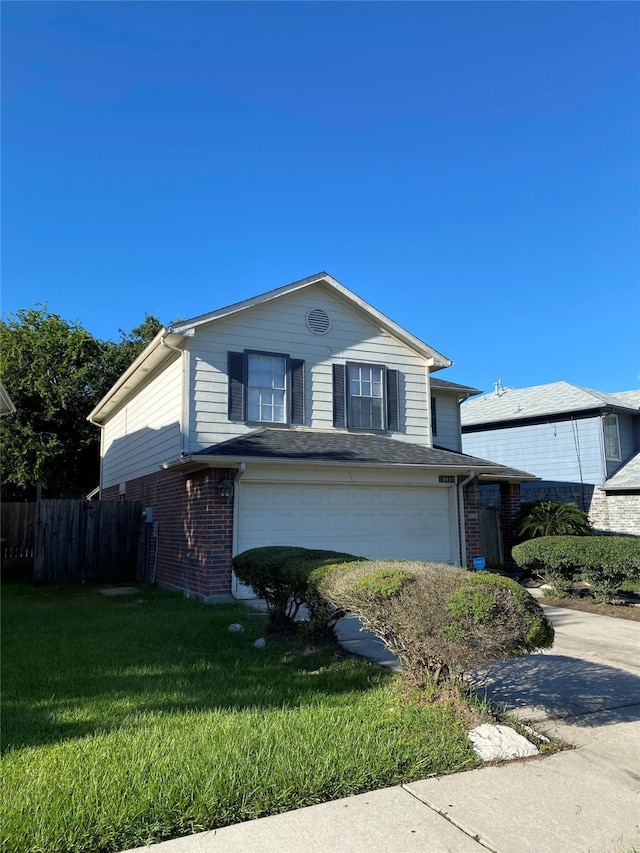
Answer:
[234,482,456,597]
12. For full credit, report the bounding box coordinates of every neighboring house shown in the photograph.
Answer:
[461,381,640,537]
[89,273,535,600]
[0,380,16,417]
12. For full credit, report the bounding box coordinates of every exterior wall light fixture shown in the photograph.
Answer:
[216,477,234,502]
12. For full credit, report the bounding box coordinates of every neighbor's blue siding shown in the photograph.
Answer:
[462,416,605,485]
[608,412,639,478]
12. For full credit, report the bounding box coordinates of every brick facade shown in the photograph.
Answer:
[462,484,482,568]
[499,482,521,572]
[102,467,235,600]
[588,489,640,537]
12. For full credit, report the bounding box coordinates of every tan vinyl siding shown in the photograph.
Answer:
[187,284,431,450]
[101,355,183,489]
[432,394,462,452]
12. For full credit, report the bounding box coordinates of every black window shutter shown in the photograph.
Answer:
[291,359,305,425]
[386,369,399,431]
[332,364,347,428]
[228,351,245,421]
[431,397,437,437]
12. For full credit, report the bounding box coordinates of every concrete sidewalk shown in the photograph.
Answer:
[125,604,640,853]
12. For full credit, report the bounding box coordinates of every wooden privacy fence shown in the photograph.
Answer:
[1,502,36,559]
[480,506,504,568]
[34,500,144,584]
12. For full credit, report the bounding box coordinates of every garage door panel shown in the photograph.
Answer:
[237,482,455,565]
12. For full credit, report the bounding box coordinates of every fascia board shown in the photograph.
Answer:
[169,272,453,368]
[168,272,332,333]
[162,454,530,477]
[88,330,185,423]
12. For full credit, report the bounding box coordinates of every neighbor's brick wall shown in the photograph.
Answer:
[101,468,234,599]
[588,490,640,537]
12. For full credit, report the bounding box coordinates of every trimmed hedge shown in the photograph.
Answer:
[512,536,640,600]
[231,546,365,629]
[316,560,554,685]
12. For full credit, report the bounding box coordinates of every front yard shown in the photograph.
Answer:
[2,582,480,853]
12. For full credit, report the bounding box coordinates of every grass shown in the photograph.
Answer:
[2,581,480,853]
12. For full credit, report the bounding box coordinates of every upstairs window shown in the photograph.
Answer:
[333,362,399,432]
[247,353,287,424]
[348,363,384,430]
[603,414,621,461]
[228,351,304,426]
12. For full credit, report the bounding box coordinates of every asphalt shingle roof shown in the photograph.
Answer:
[461,382,640,427]
[191,428,535,479]
[600,452,640,491]
[431,378,481,397]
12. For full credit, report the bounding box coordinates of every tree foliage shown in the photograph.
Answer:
[0,306,163,500]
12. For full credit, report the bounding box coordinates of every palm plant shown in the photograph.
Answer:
[518,501,592,539]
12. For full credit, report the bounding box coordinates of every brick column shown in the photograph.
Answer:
[463,485,482,569]
[500,482,521,573]
[182,467,234,598]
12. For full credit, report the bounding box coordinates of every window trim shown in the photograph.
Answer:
[603,413,621,461]
[228,349,305,427]
[245,350,290,427]
[345,361,387,432]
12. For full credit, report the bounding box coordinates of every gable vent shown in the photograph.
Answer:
[306,307,332,335]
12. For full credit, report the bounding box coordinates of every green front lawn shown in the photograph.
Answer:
[2,582,480,853]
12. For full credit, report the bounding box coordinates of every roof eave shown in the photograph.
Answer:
[162,454,535,480]
[88,330,185,424]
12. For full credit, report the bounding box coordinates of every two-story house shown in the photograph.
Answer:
[89,273,535,600]
[461,381,640,537]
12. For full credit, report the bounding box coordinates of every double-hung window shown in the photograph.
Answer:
[228,350,305,426]
[332,362,399,432]
[603,414,621,461]
[247,353,287,424]
[348,363,384,430]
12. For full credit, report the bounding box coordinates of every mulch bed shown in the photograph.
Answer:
[541,596,640,622]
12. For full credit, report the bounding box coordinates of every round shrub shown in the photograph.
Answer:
[231,546,365,630]
[316,561,554,685]
[512,536,640,600]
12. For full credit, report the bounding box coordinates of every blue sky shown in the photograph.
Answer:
[2,1,639,395]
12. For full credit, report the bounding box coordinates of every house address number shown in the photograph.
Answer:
[439,475,456,484]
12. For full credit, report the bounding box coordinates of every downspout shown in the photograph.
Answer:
[231,463,247,598]
[231,463,246,558]
[86,413,105,498]
[458,470,476,568]
[161,332,187,455]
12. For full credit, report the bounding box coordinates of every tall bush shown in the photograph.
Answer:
[316,561,554,685]
[231,546,364,630]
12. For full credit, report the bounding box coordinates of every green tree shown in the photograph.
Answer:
[105,314,164,378]
[0,306,162,500]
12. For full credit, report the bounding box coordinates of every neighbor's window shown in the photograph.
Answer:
[348,363,384,430]
[247,353,287,423]
[603,414,621,461]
